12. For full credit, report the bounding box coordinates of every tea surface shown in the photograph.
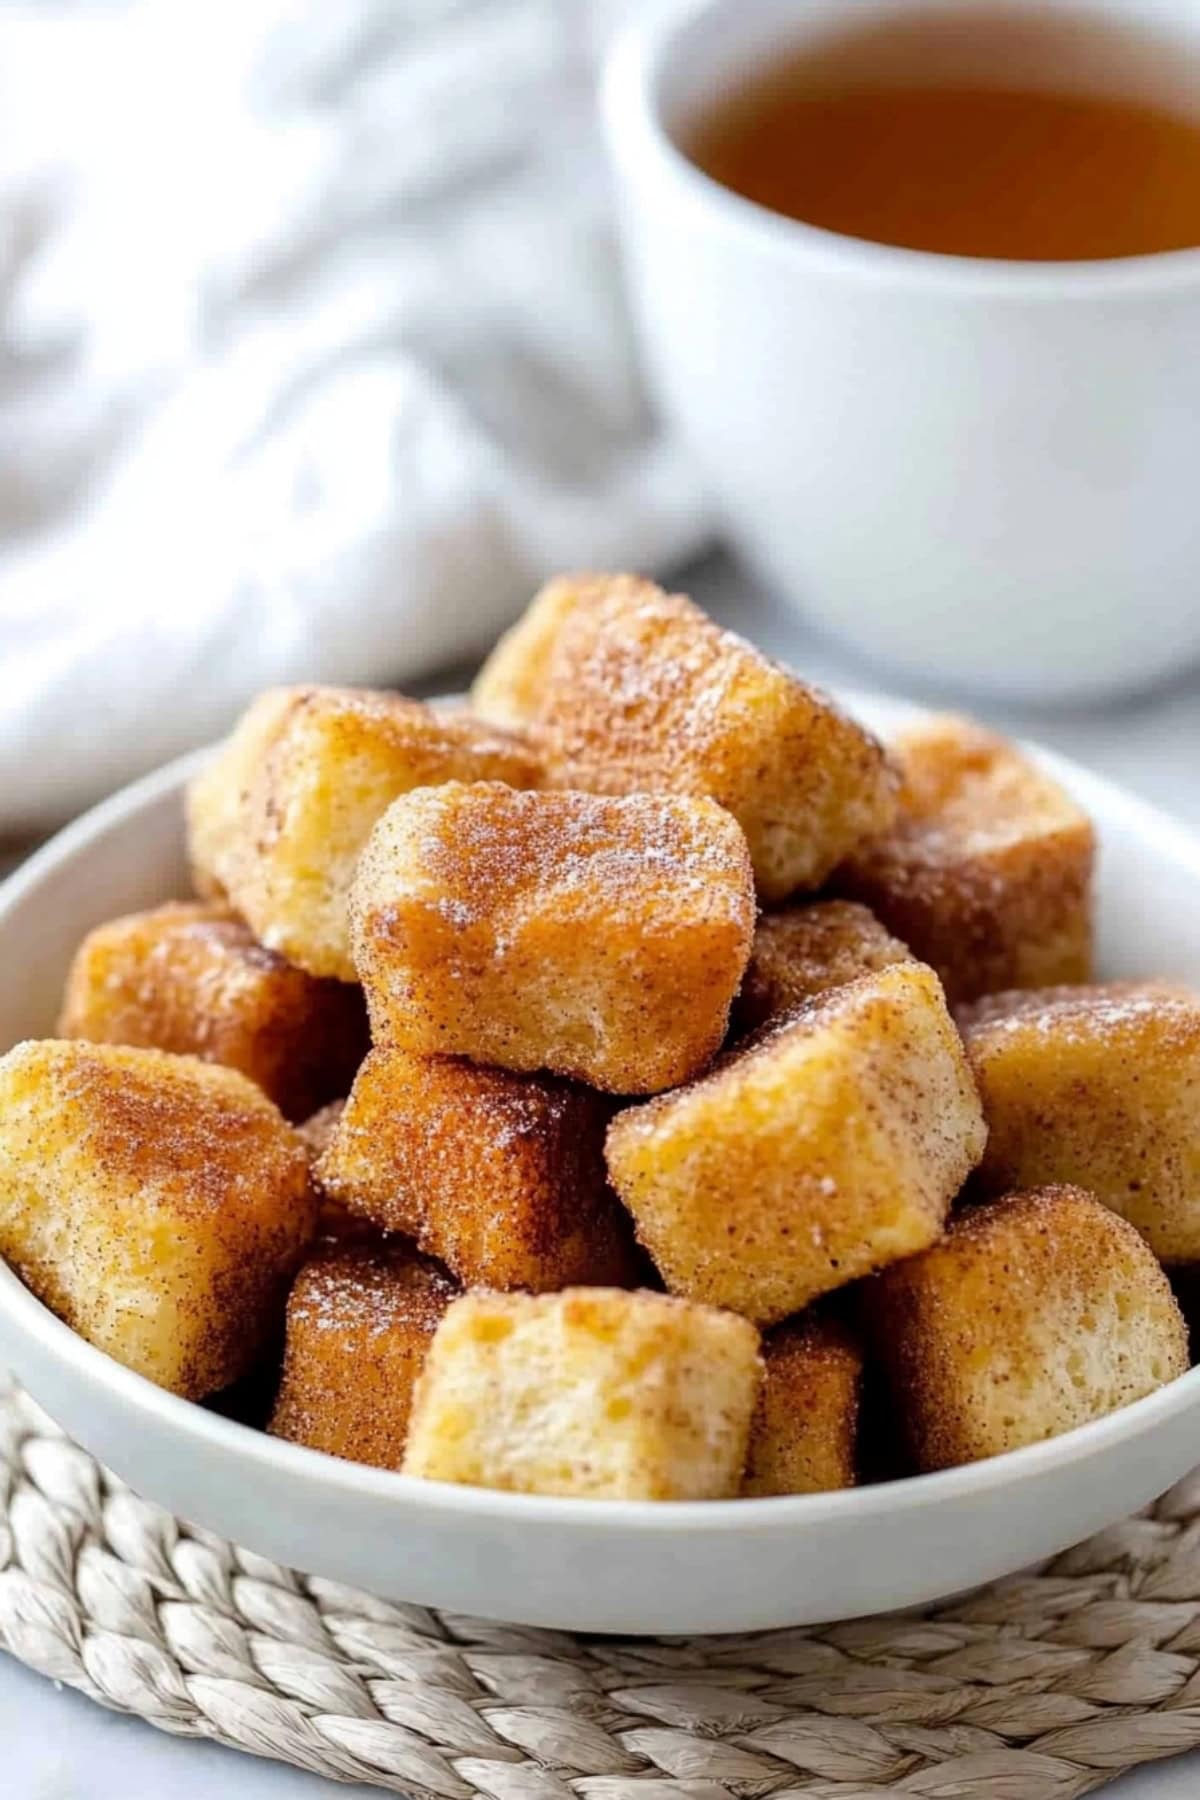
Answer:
[688,74,1200,260]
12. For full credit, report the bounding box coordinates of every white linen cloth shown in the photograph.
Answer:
[0,0,707,832]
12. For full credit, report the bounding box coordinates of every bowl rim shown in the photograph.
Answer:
[602,0,1200,300]
[4,705,1200,1535]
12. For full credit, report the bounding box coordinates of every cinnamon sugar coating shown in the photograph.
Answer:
[269,1237,456,1468]
[472,574,898,902]
[349,781,755,1093]
[837,714,1095,1005]
[316,1049,639,1292]
[296,1099,345,1165]
[403,1287,762,1500]
[187,686,541,980]
[734,900,914,1036]
[606,962,986,1324]
[960,981,1200,1262]
[58,902,367,1121]
[743,1310,862,1496]
[0,1040,314,1397]
[870,1187,1188,1470]
[296,1100,364,1239]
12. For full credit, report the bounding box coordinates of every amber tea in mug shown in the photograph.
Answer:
[685,6,1200,261]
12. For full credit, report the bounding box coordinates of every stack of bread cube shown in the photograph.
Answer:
[0,574,1192,1501]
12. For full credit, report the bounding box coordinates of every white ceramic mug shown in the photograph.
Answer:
[602,0,1200,704]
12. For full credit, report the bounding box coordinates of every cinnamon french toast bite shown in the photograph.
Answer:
[316,1049,637,1292]
[0,1040,314,1398]
[349,782,755,1093]
[402,1288,762,1500]
[296,1101,363,1239]
[296,1099,345,1166]
[743,1312,862,1496]
[870,1187,1188,1471]
[58,902,367,1122]
[837,714,1095,1004]
[269,1237,456,1468]
[187,686,540,980]
[960,982,1200,1263]
[734,900,914,1035]
[472,573,897,902]
[606,962,986,1324]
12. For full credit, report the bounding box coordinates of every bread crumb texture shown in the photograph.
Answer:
[269,1236,456,1468]
[187,685,541,979]
[403,1287,762,1499]
[838,713,1094,1004]
[734,899,914,1035]
[960,981,1200,1262]
[472,573,898,901]
[0,1039,314,1397]
[606,961,986,1324]
[743,1310,862,1496]
[58,900,367,1121]
[350,780,755,1093]
[317,1048,638,1291]
[870,1185,1188,1470]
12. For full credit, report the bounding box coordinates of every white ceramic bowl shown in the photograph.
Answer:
[2,693,1200,1635]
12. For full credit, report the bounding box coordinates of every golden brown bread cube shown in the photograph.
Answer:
[296,1100,363,1239]
[316,1048,638,1291]
[743,1312,862,1496]
[0,1040,314,1397]
[837,714,1095,1005]
[57,902,368,1122]
[269,1237,456,1467]
[403,1287,762,1499]
[870,1187,1189,1471]
[187,686,541,980]
[472,574,898,902]
[297,1099,345,1166]
[734,900,914,1035]
[469,575,580,728]
[187,685,297,904]
[960,982,1200,1263]
[605,961,986,1324]
[349,782,756,1093]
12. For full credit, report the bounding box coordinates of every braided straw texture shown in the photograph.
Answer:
[5,1376,1200,1799]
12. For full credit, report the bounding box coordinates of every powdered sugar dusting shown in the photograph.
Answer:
[960,981,1198,1050]
[474,573,896,898]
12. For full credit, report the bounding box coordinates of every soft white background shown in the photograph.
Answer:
[4,552,1200,1797]
[0,0,704,834]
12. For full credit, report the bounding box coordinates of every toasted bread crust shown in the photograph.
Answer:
[838,714,1095,1005]
[58,901,367,1121]
[472,574,898,901]
[743,1311,862,1496]
[350,781,755,1093]
[296,1100,367,1239]
[187,686,541,979]
[870,1186,1188,1470]
[403,1287,763,1499]
[296,1099,346,1165]
[959,981,1200,1261]
[269,1237,456,1467]
[0,1040,314,1397]
[317,1049,638,1291]
[606,962,986,1323]
[734,900,914,1035]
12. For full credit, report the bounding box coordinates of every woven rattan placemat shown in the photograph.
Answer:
[4,1375,1200,1797]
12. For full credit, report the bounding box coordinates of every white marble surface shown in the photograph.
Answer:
[4,552,1200,1799]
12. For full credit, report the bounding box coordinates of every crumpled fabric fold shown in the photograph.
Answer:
[0,0,706,829]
